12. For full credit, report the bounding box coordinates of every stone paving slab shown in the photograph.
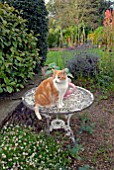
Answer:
[0,99,21,125]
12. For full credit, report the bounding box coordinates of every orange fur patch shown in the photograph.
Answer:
[34,77,59,107]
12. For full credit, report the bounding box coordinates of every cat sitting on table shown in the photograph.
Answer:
[34,69,69,120]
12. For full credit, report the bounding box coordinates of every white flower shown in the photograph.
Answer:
[20,146,24,149]
[9,147,11,151]
[18,140,22,143]
[4,147,7,150]
[16,125,19,128]
[3,126,7,130]
[2,153,6,159]
[29,152,36,160]
[8,158,12,161]
[23,142,27,145]
[23,152,27,155]
[15,143,18,146]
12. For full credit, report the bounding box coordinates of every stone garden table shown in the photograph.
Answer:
[22,86,94,143]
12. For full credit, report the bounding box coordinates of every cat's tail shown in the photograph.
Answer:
[34,104,42,120]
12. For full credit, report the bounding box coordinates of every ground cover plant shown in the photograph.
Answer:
[0,124,71,170]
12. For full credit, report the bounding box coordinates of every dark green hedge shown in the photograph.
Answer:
[0,3,40,93]
[4,0,48,65]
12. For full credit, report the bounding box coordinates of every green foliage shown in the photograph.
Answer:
[88,27,105,47]
[94,50,114,96]
[47,0,107,48]
[48,21,60,48]
[66,51,100,78]
[47,23,89,48]
[5,0,48,64]
[45,62,73,78]
[46,51,66,68]
[0,124,71,169]
[79,113,95,135]
[93,144,112,163]
[47,0,103,30]
[67,139,84,160]
[46,48,114,95]
[46,50,81,69]
[0,3,40,93]
[48,31,59,48]
[78,165,90,170]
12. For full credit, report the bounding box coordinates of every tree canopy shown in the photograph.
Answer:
[47,0,112,30]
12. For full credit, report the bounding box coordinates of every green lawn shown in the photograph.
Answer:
[45,48,114,95]
[45,48,111,69]
[45,50,84,68]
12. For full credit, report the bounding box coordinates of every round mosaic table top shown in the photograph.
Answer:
[22,86,94,115]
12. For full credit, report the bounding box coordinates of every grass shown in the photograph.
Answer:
[46,48,114,70]
[46,49,82,68]
[46,48,105,68]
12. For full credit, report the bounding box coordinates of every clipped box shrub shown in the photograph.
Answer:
[0,3,40,93]
[66,51,100,78]
[5,0,48,65]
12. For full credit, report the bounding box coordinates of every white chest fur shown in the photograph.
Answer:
[53,78,69,94]
[53,77,69,108]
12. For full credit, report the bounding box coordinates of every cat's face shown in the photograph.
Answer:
[53,69,67,83]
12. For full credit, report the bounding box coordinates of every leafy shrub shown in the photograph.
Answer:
[67,139,84,160]
[48,29,60,48]
[66,51,100,78]
[88,27,105,47]
[44,62,73,78]
[5,0,48,64]
[0,3,40,93]
[79,113,95,135]
[0,124,71,169]
[78,165,90,170]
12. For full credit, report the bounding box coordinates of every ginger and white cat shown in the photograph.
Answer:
[34,69,69,120]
